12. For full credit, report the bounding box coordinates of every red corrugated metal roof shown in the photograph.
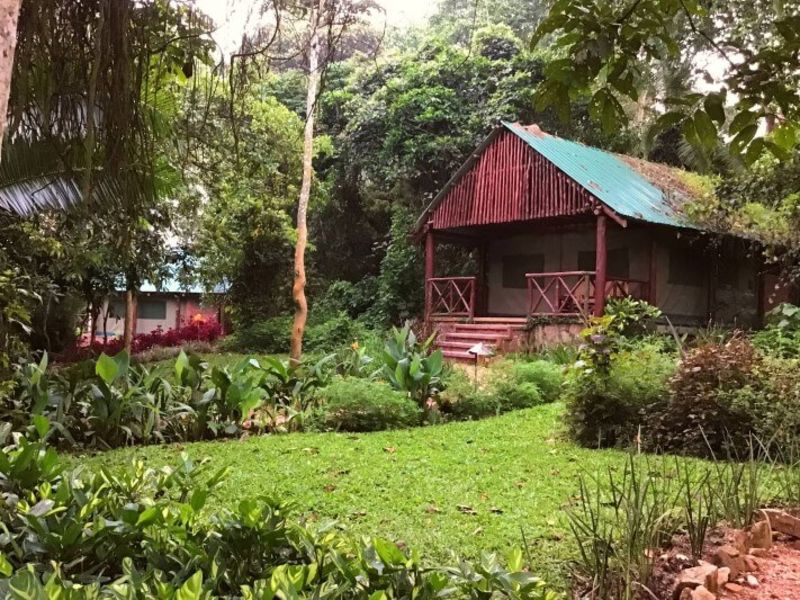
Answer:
[415,122,713,233]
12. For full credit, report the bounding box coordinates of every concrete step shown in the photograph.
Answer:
[437,340,499,353]
[443,331,511,342]
[442,349,474,362]
[473,317,527,324]
[451,323,515,335]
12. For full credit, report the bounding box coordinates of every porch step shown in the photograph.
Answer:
[472,317,527,324]
[451,323,517,335]
[442,349,475,362]
[443,332,511,342]
[432,316,529,362]
[438,340,498,351]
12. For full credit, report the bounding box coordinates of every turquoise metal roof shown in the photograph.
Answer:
[502,121,694,228]
[115,279,226,295]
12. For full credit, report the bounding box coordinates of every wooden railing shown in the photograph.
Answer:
[426,276,477,318]
[526,271,649,317]
[527,271,595,316]
[604,278,650,304]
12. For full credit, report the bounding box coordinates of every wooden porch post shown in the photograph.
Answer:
[424,227,435,322]
[477,242,487,315]
[649,237,658,305]
[594,214,608,316]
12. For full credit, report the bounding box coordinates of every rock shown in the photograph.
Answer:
[743,555,759,572]
[745,574,759,588]
[679,589,693,600]
[749,547,770,557]
[724,582,743,593]
[750,519,773,550]
[691,585,716,600]
[673,563,718,599]
[733,529,752,554]
[717,566,730,587]
[712,545,746,579]
[763,508,800,538]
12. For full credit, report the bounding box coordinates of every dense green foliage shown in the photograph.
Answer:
[190,94,306,325]
[438,369,502,420]
[565,310,800,459]
[0,350,337,449]
[753,302,800,358]
[649,337,761,456]
[533,0,800,166]
[438,358,565,420]
[381,324,444,403]
[223,313,368,355]
[4,327,568,450]
[309,378,422,432]
[500,360,564,405]
[566,342,675,448]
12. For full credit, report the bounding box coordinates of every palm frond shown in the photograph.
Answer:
[0,139,85,216]
[0,139,165,216]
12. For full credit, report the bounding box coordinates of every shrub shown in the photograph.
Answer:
[649,337,760,457]
[304,311,367,353]
[438,369,500,420]
[506,360,564,403]
[566,342,675,448]
[223,313,374,356]
[309,378,422,431]
[2,349,334,449]
[493,380,544,411]
[750,357,800,454]
[753,303,800,358]
[134,340,214,363]
[537,344,579,365]
[485,358,564,413]
[604,297,662,338]
[59,318,224,362]
[314,278,379,319]
[221,315,292,353]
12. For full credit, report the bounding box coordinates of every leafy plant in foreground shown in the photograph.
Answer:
[567,454,681,600]
[382,323,443,403]
[753,303,800,358]
[675,459,714,560]
[89,351,173,447]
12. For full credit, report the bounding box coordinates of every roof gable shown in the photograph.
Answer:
[416,122,710,233]
[430,128,596,231]
[502,122,693,228]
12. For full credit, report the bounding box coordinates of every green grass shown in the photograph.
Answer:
[85,403,632,584]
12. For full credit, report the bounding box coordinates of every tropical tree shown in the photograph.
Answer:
[531,0,800,166]
[1,0,213,353]
[0,0,21,163]
[183,87,306,326]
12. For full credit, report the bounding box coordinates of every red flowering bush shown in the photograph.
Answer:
[59,318,223,362]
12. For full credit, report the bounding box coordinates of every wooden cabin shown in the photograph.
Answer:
[415,122,791,360]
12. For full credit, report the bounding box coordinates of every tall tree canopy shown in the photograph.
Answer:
[532,0,800,168]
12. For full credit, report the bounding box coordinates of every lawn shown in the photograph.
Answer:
[86,403,630,584]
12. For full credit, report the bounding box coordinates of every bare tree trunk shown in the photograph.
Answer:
[123,288,136,353]
[289,2,321,366]
[0,0,21,163]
